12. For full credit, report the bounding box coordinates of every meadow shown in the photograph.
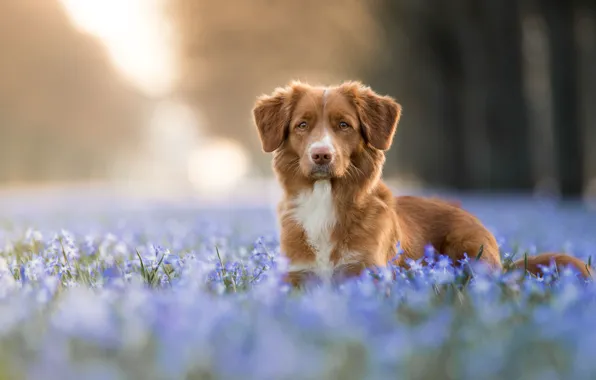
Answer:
[1,189,596,380]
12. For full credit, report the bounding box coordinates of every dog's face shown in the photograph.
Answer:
[252,81,402,181]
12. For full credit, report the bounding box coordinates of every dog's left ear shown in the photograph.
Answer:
[342,82,402,151]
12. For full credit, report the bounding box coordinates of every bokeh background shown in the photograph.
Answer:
[1,0,595,205]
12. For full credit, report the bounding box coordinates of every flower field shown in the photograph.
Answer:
[1,190,596,380]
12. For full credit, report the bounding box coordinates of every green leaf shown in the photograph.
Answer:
[475,245,484,261]
[135,249,147,282]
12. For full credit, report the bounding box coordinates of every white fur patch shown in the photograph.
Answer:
[337,251,364,266]
[290,180,337,280]
[307,130,335,156]
[287,262,317,273]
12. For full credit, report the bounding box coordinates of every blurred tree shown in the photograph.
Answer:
[577,1,596,191]
[369,0,532,192]
[0,0,146,184]
[541,0,583,197]
[482,0,533,191]
[540,0,583,198]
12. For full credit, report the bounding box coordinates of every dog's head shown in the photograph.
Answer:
[252,81,402,183]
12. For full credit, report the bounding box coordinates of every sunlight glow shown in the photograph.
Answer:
[119,100,250,197]
[188,139,250,195]
[58,0,251,196]
[59,0,176,97]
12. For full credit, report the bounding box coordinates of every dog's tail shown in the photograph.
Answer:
[508,252,593,279]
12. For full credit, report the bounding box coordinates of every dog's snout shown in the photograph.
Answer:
[311,147,333,165]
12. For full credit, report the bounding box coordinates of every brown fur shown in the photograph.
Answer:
[252,80,592,286]
[393,196,502,269]
[510,252,592,279]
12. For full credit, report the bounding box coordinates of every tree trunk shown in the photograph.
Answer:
[426,4,468,190]
[482,0,534,191]
[576,1,596,194]
[541,0,583,197]
[453,1,492,190]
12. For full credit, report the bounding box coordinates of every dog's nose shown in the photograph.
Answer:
[311,147,333,165]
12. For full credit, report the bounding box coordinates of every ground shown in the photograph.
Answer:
[0,185,595,379]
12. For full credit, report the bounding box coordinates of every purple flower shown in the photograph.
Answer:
[1,192,596,378]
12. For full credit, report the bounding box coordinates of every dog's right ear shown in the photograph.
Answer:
[252,82,304,153]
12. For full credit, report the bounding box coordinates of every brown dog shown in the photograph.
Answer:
[252,80,591,285]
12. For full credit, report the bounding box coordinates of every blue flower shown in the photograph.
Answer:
[1,192,596,378]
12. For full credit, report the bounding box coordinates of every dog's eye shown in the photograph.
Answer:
[296,122,308,130]
[339,122,350,130]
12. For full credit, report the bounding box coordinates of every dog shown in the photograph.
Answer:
[252,80,592,286]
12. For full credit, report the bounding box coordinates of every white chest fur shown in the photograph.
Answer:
[290,180,337,279]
